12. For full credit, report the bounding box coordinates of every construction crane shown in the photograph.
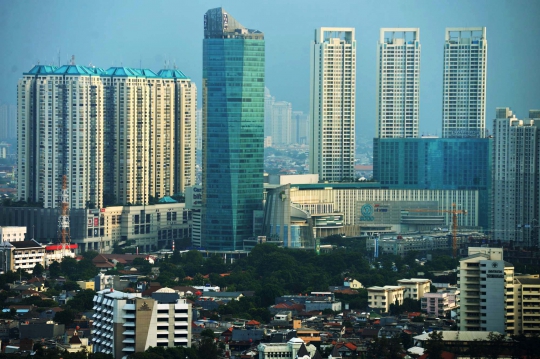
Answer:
[405,203,467,258]
[58,175,71,258]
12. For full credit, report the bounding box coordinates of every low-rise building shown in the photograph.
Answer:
[0,227,26,243]
[397,278,431,300]
[57,331,92,354]
[510,274,540,335]
[367,286,404,313]
[344,278,363,289]
[92,287,191,357]
[421,292,459,317]
[44,243,77,266]
[257,337,318,359]
[0,240,45,273]
[76,281,95,291]
[19,319,65,340]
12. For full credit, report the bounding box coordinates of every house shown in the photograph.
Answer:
[57,329,92,354]
[92,254,116,270]
[344,278,363,289]
[367,286,404,313]
[397,278,431,300]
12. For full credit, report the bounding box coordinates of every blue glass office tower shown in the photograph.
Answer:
[373,138,491,229]
[202,8,265,251]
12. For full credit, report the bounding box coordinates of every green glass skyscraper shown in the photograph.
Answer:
[202,8,265,251]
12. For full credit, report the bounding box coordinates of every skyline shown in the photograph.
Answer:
[1,0,540,137]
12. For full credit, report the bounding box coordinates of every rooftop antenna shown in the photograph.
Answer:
[70,55,75,65]
[58,49,61,67]
[173,60,177,70]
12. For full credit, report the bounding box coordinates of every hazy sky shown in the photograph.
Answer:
[1,0,539,136]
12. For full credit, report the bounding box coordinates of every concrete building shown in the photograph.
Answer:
[17,64,196,210]
[421,291,460,317]
[377,28,421,139]
[286,183,481,237]
[44,243,77,266]
[366,232,478,257]
[367,285,404,313]
[457,247,512,333]
[257,337,317,359]
[310,27,356,182]
[0,240,45,273]
[0,227,26,243]
[0,202,191,254]
[372,137,491,229]
[492,108,540,247]
[202,8,265,251]
[397,278,431,300]
[511,275,540,335]
[92,287,191,357]
[17,64,105,209]
[442,28,487,138]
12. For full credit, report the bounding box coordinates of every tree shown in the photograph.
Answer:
[32,263,45,277]
[60,257,79,279]
[54,309,77,326]
[82,251,100,261]
[198,337,218,359]
[200,328,215,339]
[48,261,61,278]
[67,289,96,312]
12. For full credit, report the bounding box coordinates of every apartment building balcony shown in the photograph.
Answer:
[122,347,135,352]
[122,338,135,344]
[123,330,135,336]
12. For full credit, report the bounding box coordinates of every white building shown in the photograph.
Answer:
[0,239,45,273]
[0,226,26,242]
[458,247,512,333]
[421,291,460,317]
[442,28,487,138]
[377,28,421,138]
[81,202,191,253]
[397,278,431,300]
[258,337,317,359]
[18,64,105,209]
[367,285,404,313]
[44,243,77,266]
[511,274,540,335]
[17,64,196,209]
[492,108,540,247]
[309,27,356,182]
[287,184,481,237]
[92,287,191,357]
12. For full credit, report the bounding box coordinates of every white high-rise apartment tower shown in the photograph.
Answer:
[442,27,487,138]
[492,108,540,247]
[376,28,421,138]
[18,65,105,209]
[310,27,356,182]
[18,64,196,209]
